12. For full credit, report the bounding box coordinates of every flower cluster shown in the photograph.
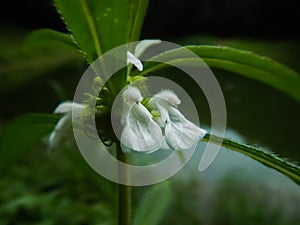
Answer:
[48,102,85,150]
[48,49,144,150]
[48,43,206,153]
[120,86,207,153]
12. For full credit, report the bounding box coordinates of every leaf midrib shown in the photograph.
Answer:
[80,0,102,57]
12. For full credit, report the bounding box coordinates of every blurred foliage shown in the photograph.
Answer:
[132,182,171,225]
[0,114,58,176]
[0,28,83,92]
[0,144,116,225]
[212,174,300,225]
[0,28,85,119]
[1,144,299,225]
[159,174,300,225]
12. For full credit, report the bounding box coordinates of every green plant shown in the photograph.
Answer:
[1,1,300,225]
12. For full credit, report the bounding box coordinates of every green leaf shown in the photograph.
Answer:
[202,134,300,185]
[54,0,130,63]
[136,45,300,102]
[133,182,172,225]
[24,29,79,50]
[0,114,58,176]
[128,0,150,43]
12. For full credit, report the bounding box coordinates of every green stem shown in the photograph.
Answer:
[202,133,300,184]
[116,143,131,225]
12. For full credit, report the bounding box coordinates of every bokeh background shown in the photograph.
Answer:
[1,0,300,224]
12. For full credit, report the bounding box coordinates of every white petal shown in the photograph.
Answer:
[48,114,72,149]
[153,90,181,106]
[122,85,143,105]
[121,86,143,126]
[127,51,143,71]
[148,97,171,126]
[155,104,169,126]
[54,101,85,114]
[120,102,164,153]
[134,39,161,58]
[165,107,207,150]
[121,102,131,126]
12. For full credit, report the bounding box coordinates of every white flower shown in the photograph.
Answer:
[127,51,143,71]
[148,90,207,150]
[127,39,161,71]
[120,86,164,153]
[120,86,207,153]
[48,50,145,150]
[48,102,85,150]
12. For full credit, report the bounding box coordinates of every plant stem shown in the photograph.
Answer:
[116,143,131,225]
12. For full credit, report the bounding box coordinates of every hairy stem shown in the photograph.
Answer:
[116,143,131,225]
